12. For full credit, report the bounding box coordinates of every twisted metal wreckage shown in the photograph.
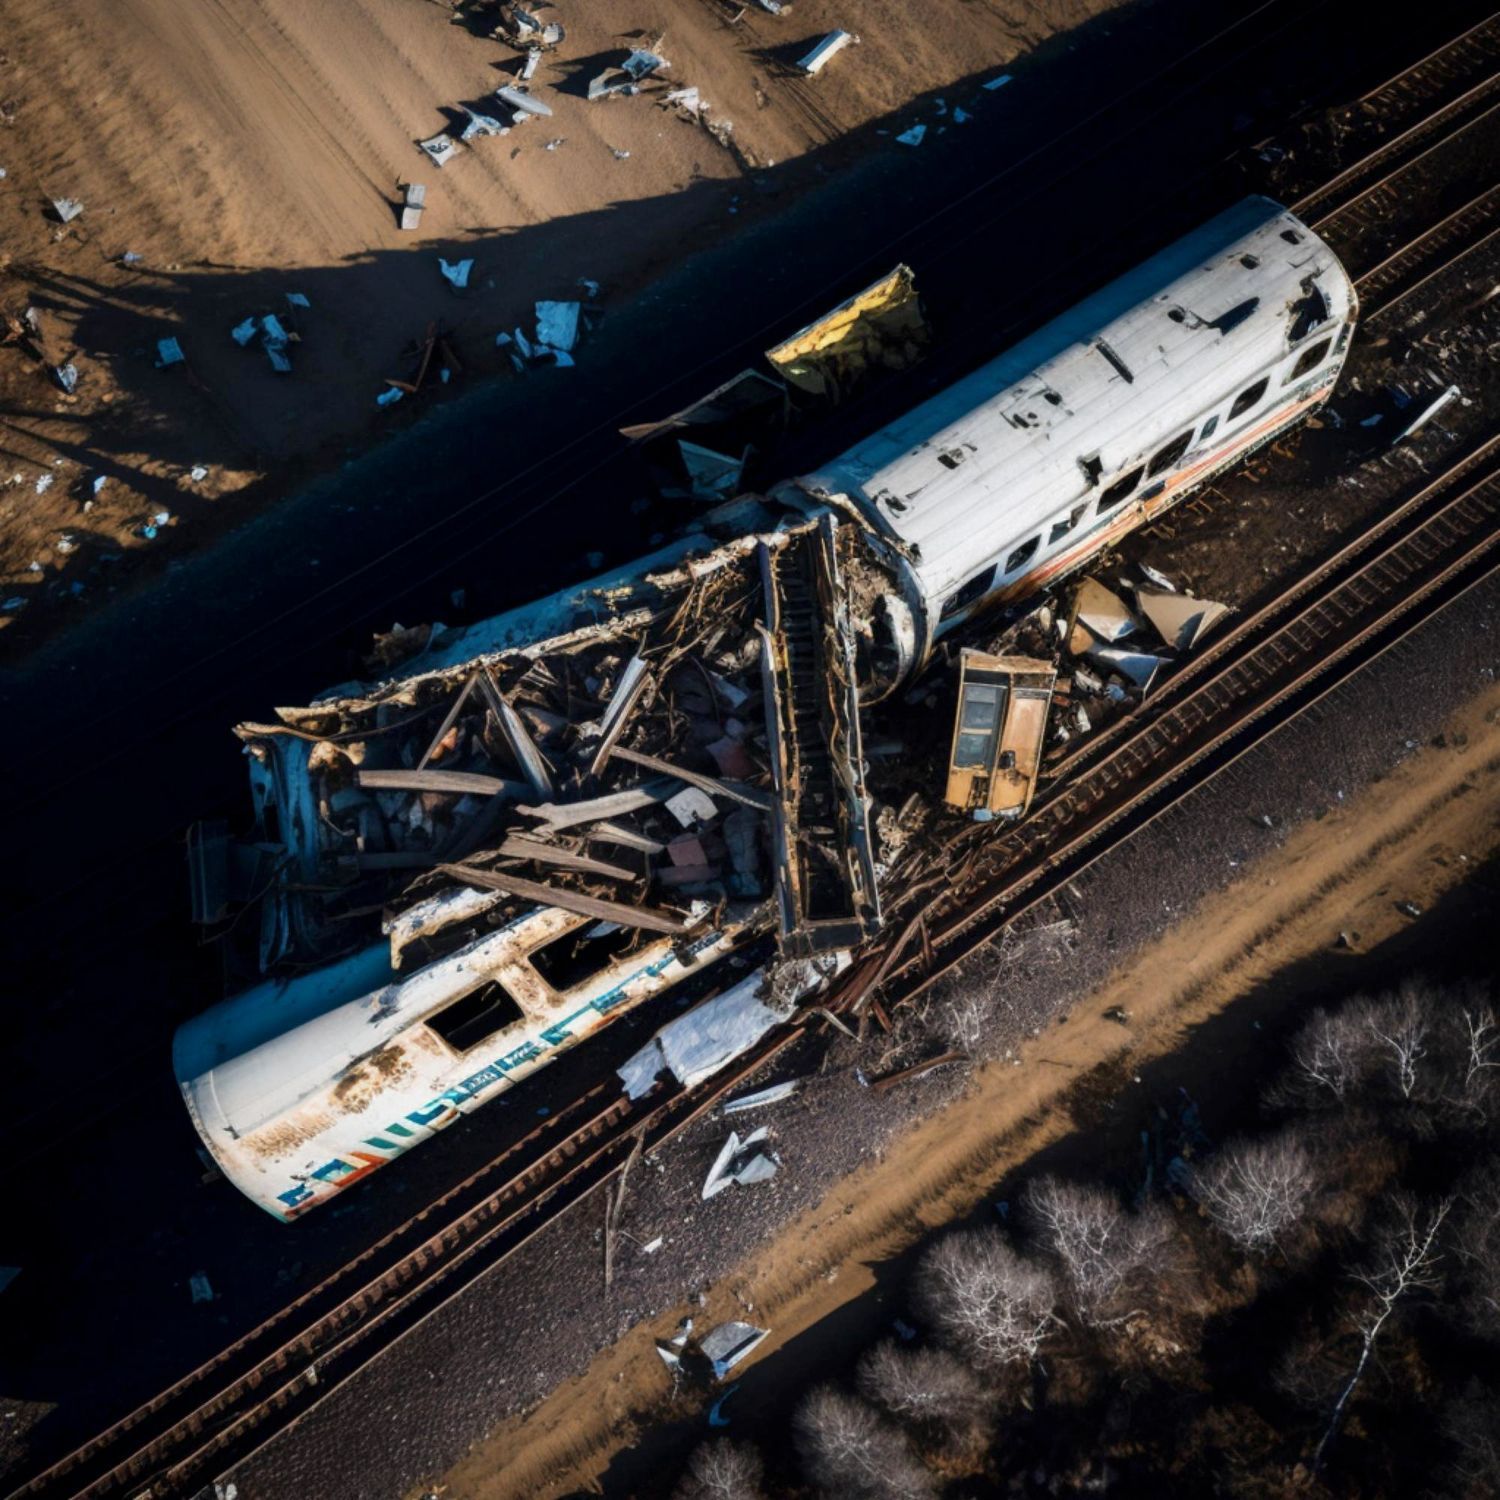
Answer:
[179,198,1343,1216]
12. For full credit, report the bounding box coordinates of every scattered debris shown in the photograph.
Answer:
[54,363,79,394]
[155,337,185,369]
[189,1273,215,1304]
[535,300,581,353]
[870,1050,965,1091]
[895,123,926,147]
[721,1078,801,1114]
[982,72,1014,90]
[699,1321,769,1380]
[418,132,458,168]
[439,258,475,290]
[461,107,508,140]
[1135,588,1229,652]
[702,1125,780,1199]
[497,85,552,119]
[400,183,426,231]
[621,49,669,81]
[1393,383,1459,444]
[798,31,857,75]
[51,196,84,223]
[1068,577,1140,649]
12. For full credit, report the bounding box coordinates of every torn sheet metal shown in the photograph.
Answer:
[1135,588,1229,653]
[1087,644,1168,693]
[798,31,856,74]
[400,184,426,231]
[758,515,882,955]
[497,85,552,118]
[1394,383,1460,443]
[419,132,457,167]
[535,300,581,353]
[618,971,789,1097]
[619,367,785,444]
[1067,577,1140,652]
[699,1321,769,1380]
[588,655,652,775]
[678,441,747,501]
[461,108,508,141]
[51,196,84,223]
[764,265,927,400]
[702,1126,780,1199]
[481,671,555,799]
[721,1078,799,1114]
[384,884,506,968]
[437,863,689,935]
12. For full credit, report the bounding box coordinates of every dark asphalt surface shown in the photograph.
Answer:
[0,0,1491,1490]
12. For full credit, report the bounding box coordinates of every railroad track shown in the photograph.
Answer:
[6,1023,804,1500]
[11,18,1500,1500]
[845,436,1500,1010]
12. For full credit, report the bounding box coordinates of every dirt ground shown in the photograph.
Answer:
[0,0,1116,634]
[445,677,1500,1499]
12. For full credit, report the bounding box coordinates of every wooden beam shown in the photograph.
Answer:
[521,777,680,830]
[358,768,527,796]
[495,835,636,881]
[610,745,772,812]
[436,863,691,935]
[417,672,479,770]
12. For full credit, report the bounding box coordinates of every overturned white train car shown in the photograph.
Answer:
[179,196,1356,1219]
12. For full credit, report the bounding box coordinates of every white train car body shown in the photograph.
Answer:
[790,197,1357,672]
[174,905,743,1219]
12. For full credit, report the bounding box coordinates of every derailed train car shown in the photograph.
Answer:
[179,196,1357,1219]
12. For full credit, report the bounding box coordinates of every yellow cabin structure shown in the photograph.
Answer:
[943,652,1056,821]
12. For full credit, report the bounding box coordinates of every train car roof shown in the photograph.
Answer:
[798,197,1354,601]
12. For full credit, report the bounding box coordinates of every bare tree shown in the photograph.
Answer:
[1024,1177,1172,1327]
[1358,985,1432,1101]
[1444,1384,1500,1495]
[913,1228,1058,1370]
[1276,1006,1377,1108]
[1455,1001,1500,1120]
[1193,1129,1316,1256]
[1450,1161,1500,1341]
[674,1438,765,1500]
[793,1386,935,1500]
[857,1341,996,1455]
[1312,1192,1452,1473]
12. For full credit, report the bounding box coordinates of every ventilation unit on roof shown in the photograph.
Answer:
[1208,297,1259,335]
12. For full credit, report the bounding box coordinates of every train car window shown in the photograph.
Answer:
[1098,466,1142,510]
[1146,431,1192,478]
[428,980,525,1052]
[1004,536,1040,575]
[530,922,640,991]
[940,564,997,620]
[1286,337,1333,384]
[1050,501,1090,545]
[1228,377,1268,422]
[1198,414,1220,443]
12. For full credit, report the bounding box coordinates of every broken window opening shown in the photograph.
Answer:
[936,448,967,470]
[1229,377,1269,422]
[1093,338,1134,384]
[1077,453,1102,487]
[1199,414,1220,443]
[529,921,641,991]
[940,564,997,620]
[1288,279,1331,343]
[1004,535,1040,576]
[1146,430,1193,478]
[428,979,525,1052]
[1287,336,1333,384]
[1098,465,1143,511]
[1050,501,1090,545]
[1281,228,1303,245]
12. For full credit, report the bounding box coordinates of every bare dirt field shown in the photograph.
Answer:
[446,677,1500,1499]
[0,0,1116,637]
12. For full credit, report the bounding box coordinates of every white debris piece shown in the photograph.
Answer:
[664,86,705,114]
[535,300,581,352]
[896,123,927,147]
[376,387,404,408]
[155,337,185,368]
[722,1079,800,1115]
[520,48,542,81]
[261,314,290,350]
[285,292,311,309]
[1393,383,1460,443]
[51,197,84,223]
[1136,588,1229,653]
[189,465,209,482]
[953,106,972,124]
[1068,577,1141,650]
[439,258,475,289]
[189,1273,215,1304]
[497,85,552,118]
[665,785,717,827]
[34,473,53,495]
[400,183,426,231]
[798,30,856,75]
[462,108,508,141]
[679,441,745,500]
[983,72,1014,90]
[54,363,79,394]
[641,1235,664,1254]
[1087,645,1168,693]
[702,1126,780,1200]
[618,972,789,1097]
[231,317,258,347]
[418,132,458,167]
